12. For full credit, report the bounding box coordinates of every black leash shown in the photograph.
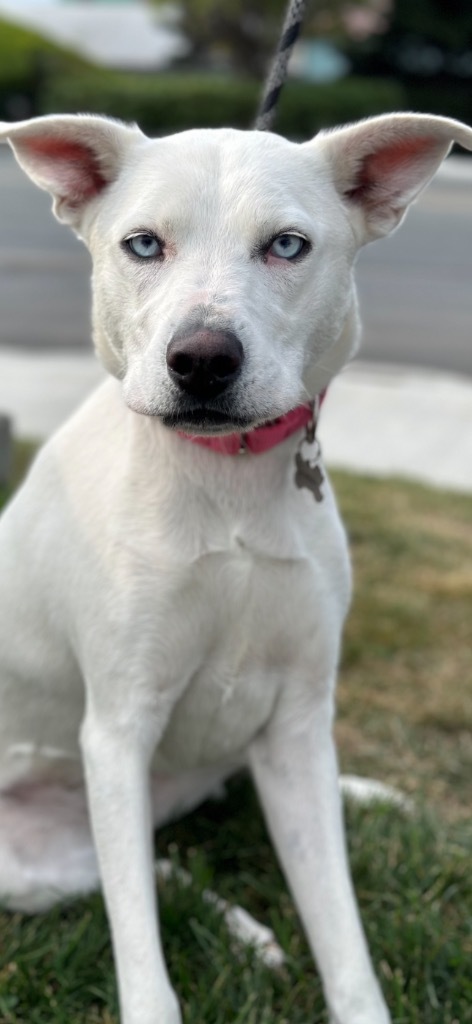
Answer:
[254,0,308,132]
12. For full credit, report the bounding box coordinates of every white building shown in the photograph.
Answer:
[0,0,188,69]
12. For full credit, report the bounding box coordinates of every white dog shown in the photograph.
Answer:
[0,111,471,1024]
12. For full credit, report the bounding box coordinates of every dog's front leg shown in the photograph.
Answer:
[249,695,390,1024]
[80,712,181,1024]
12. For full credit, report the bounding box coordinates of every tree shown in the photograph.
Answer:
[347,0,472,78]
[384,0,472,53]
[149,0,381,78]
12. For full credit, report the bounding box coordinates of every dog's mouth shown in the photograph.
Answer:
[161,407,256,436]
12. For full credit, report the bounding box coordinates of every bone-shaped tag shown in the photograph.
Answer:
[294,448,324,502]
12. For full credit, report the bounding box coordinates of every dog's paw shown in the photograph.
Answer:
[329,1012,391,1024]
[329,1000,391,1024]
[328,975,391,1024]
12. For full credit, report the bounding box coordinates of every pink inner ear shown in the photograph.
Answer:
[364,135,436,179]
[25,135,107,204]
[346,135,437,203]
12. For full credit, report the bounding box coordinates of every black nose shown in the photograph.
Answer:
[166,328,244,401]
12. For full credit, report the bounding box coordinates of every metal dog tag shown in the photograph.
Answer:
[294,439,324,503]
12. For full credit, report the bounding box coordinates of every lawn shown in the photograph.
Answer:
[0,450,471,1024]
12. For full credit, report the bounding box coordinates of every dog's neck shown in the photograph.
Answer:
[178,402,320,456]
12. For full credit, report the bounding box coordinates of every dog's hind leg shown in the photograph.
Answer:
[0,782,99,913]
[0,765,236,915]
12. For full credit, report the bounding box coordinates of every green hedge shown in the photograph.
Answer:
[0,14,406,136]
[277,75,406,136]
[0,18,88,119]
[2,15,470,136]
[403,81,472,126]
[39,71,406,138]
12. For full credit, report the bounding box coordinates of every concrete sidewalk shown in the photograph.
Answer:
[0,347,471,494]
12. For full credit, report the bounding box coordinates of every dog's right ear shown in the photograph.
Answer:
[0,113,144,231]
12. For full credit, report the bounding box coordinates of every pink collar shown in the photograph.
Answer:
[178,396,324,456]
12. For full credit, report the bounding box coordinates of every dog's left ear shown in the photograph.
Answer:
[308,113,472,243]
[0,113,145,231]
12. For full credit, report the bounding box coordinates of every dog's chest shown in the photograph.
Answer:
[155,540,313,768]
[140,490,346,769]
[97,444,350,771]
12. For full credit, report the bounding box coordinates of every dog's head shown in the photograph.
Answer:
[1,112,471,433]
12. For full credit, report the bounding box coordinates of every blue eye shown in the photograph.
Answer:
[125,233,162,259]
[269,234,306,259]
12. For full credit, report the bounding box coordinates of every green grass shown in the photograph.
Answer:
[1,787,471,1024]
[0,453,471,1023]
[332,472,472,823]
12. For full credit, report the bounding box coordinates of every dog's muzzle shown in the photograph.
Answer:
[166,327,244,401]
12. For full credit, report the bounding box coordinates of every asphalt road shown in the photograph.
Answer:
[0,149,471,375]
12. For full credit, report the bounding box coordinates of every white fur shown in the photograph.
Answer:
[0,111,471,1024]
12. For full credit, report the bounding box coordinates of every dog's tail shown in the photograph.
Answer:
[339,774,414,813]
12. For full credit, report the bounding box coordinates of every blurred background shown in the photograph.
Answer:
[0,0,471,486]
